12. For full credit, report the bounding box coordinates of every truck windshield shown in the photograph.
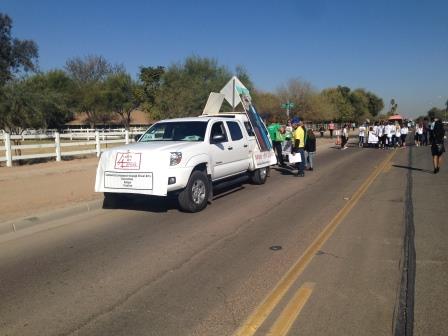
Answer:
[139,121,208,142]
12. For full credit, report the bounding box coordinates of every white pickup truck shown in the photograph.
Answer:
[95,113,276,212]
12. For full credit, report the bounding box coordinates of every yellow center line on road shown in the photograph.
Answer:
[233,149,397,336]
[267,282,315,336]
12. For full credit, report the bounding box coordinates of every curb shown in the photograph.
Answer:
[0,199,103,236]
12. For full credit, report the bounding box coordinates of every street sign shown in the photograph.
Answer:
[281,102,295,109]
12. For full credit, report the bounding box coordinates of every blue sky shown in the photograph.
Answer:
[2,0,447,117]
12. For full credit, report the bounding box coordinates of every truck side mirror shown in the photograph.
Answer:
[134,134,141,142]
[212,134,225,143]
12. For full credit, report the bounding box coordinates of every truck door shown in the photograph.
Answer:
[209,121,233,179]
[225,121,250,173]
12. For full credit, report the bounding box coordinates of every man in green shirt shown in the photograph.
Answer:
[267,119,285,166]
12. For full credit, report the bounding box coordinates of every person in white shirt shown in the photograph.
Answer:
[401,124,409,147]
[415,123,423,146]
[341,124,349,150]
[358,124,366,147]
[384,123,391,148]
[389,122,396,147]
[396,124,401,146]
[377,122,385,149]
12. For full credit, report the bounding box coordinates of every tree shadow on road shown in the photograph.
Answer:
[392,164,433,174]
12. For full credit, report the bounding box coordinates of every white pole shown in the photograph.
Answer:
[5,133,12,167]
[95,131,100,157]
[55,132,61,162]
[125,130,129,144]
[232,78,235,112]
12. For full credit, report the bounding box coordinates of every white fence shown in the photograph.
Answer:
[0,129,145,167]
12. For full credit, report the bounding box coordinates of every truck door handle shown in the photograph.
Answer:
[227,146,233,150]
[243,144,248,147]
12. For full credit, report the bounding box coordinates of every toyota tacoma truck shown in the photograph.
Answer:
[95,113,276,212]
[95,77,276,212]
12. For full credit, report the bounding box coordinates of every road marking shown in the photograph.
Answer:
[383,162,392,173]
[267,282,315,336]
[233,149,397,336]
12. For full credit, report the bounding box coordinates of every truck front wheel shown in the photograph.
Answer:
[251,167,268,185]
[178,170,210,212]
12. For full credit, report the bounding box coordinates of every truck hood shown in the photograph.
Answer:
[105,141,202,154]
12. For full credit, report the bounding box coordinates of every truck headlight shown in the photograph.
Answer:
[170,152,182,166]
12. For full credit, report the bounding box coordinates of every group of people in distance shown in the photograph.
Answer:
[359,121,410,149]
[267,117,316,177]
[268,116,445,176]
[358,117,445,174]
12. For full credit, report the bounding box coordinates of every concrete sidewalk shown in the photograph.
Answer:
[0,157,101,224]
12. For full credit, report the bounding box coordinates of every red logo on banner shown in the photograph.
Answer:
[114,152,141,170]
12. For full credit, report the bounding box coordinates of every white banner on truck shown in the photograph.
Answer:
[104,171,153,190]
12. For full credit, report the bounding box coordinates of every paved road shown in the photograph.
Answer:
[0,141,446,336]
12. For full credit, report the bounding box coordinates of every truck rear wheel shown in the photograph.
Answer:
[178,170,210,212]
[251,167,268,185]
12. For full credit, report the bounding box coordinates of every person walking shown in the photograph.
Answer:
[341,124,349,150]
[267,118,285,166]
[395,123,402,147]
[401,123,409,147]
[422,118,429,146]
[389,121,396,147]
[319,126,325,137]
[358,123,366,147]
[415,123,423,146]
[292,119,306,177]
[328,121,335,138]
[430,119,445,174]
[377,122,386,149]
[305,128,316,170]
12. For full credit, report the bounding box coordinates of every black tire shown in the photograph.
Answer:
[178,170,210,212]
[251,167,268,185]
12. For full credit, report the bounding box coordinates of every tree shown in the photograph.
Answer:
[252,89,282,121]
[321,86,354,122]
[139,66,165,113]
[277,78,319,121]
[365,91,384,117]
[0,71,74,133]
[0,79,44,134]
[65,55,122,127]
[349,89,370,122]
[152,56,233,119]
[104,72,142,129]
[427,107,445,120]
[0,13,38,86]
[389,98,398,115]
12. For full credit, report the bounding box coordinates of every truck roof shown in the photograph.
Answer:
[159,114,249,123]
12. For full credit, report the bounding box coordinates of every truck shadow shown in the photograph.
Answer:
[102,195,178,213]
[101,176,251,213]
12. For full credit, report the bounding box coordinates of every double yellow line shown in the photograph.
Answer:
[234,149,397,336]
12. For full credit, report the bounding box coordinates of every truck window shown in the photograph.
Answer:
[210,122,228,143]
[244,121,255,137]
[226,121,244,141]
[139,121,208,142]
